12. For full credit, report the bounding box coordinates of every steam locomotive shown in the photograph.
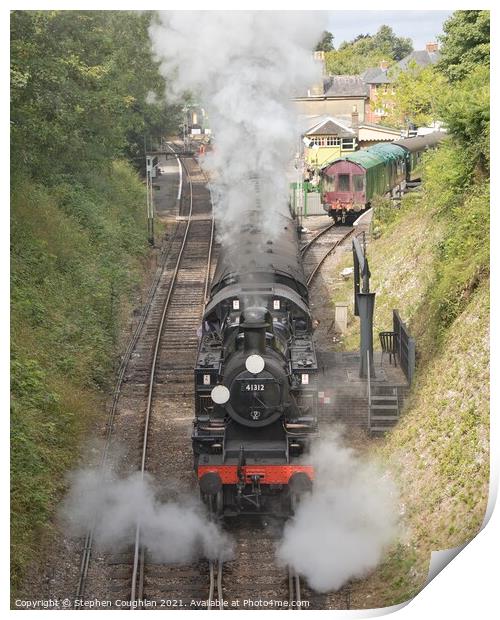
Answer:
[192,211,318,517]
[321,132,445,223]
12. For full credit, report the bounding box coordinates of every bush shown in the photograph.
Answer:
[10,161,149,589]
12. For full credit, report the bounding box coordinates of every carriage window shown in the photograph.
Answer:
[338,174,350,192]
[324,174,335,192]
[353,175,364,192]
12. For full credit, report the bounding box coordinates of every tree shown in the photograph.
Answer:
[438,65,489,172]
[10,11,180,181]
[373,62,447,128]
[372,25,412,61]
[315,31,334,53]
[325,25,413,75]
[437,10,490,82]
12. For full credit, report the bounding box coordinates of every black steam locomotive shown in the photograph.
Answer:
[192,211,318,517]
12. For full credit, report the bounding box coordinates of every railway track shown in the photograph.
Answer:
[301,223,356,286]
[73,163,364,609]
[73,146,217,608]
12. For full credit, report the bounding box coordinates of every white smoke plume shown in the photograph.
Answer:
[149,11,324,247]
[277,431,399,592]
[60,468,233,563]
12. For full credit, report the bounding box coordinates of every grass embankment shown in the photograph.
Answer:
[10,161,150,591]
[329,141,490,605]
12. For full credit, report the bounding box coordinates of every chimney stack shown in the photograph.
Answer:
[310,51,326,96]
[351,105,359,129]
[426,42,438,53]
[380,60,389,71]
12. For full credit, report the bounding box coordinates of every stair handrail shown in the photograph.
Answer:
[367,349,372,431]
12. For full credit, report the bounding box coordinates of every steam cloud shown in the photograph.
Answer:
[149,11,324,249]
[61,468,233,563]
[276,432,399,592]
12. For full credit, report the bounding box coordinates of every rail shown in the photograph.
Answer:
[208,560,224,610]
[306,228,355,287]
[300,221,337,256]
[288,567,302,607]
[129,154,197,603]
[74,143,185,603]
[75,145,215,606]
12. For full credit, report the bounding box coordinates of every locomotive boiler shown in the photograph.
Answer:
[192,211,318,517]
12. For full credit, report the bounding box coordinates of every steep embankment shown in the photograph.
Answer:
[329,141,489,605]
[10,161,150,590]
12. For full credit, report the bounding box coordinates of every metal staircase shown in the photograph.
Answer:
[368,385,400,434]
[367,352,402,435]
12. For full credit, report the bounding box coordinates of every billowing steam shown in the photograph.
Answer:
[60,468,233,563]
[149,11,323,249]
[277,432,399,592]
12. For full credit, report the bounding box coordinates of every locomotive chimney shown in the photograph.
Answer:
[240,307,269,355]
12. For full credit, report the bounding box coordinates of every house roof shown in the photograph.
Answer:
[361,67,391,84]
[397,49,441,71]
[304,116,355,138]
[361,49,441,85]
[324,75,369,98]
[359,121,400,133]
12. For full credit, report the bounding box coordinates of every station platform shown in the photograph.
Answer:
[153,151,183,219]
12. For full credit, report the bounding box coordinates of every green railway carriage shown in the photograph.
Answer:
[393,133,445,181]
[365,143,407,191]
[321,144,407,223]
[321,132,445,222]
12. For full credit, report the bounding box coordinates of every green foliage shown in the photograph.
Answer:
[325,25,412,75]
[10,11,181,181]
[423,179,489,338]
[371,192,420,237]
[10,162,149,589]
[437,65,489,173]
[369,25,413,61]
[315,30,334,53]
[378,63,447,128]
[421,139,475,214]
[437,10,490,82]
[10,9,182,594]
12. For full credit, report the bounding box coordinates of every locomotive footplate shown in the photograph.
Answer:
[198,463,314,485]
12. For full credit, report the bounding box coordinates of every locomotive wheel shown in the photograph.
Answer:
[290,492,300,515]
[203,490,224,519]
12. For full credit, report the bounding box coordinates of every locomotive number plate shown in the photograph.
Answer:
[241,383,265,392]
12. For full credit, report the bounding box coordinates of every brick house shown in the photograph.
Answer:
[362,43,441,123]
[295,44,441,127]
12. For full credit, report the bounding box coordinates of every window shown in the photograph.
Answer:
[326,136,341,147]
[310,136,326,147]
[338,174,350,192]
[323,174,335,193]
[353,175,364,192]
[342,138,355,150]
